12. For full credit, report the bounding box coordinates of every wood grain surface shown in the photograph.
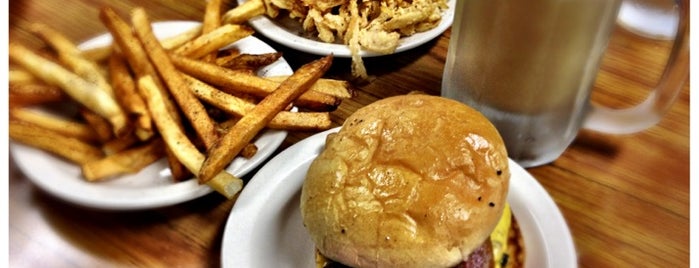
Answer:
[9,1,689,267]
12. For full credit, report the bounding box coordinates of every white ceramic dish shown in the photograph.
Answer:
[221,128,578,268]
[10,21,291,210]
[237,0,456,57]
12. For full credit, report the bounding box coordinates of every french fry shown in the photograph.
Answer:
[82,138,165,181]
[29,23,82,55]
[80,45,113,63]
[215,118,258,157]
[109,52,153,140]
[266,75,354,98]
[166,146,194,182]
[202,0,223,34]
[160,24,203,50]
[9,69,38,84]
[201,0,223,62]
[240,143,258,159]
[217,47,241,56]
[218,52,283,71]
[10,108,98,142]
[261,0,281,18]
[263,109,332,131]
[99,7,154,76]
[30,23,115,97]
[102,133,140,155]
[10,83,68,107]
[173,24,254,59]
[139,75,243,199]
[10,120,104,165]
[198,54,333,183]
[132,8,219,150]
[79,108,115,143]
[183,74,332,131]
[218,120,258,159]
[216,117,239,133]
[8,43,129,137]
[222,0,266,24]
[171,54,342,111]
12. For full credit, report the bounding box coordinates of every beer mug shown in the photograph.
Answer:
[441,0,688,168]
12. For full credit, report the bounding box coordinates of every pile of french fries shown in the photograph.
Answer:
[8,2,353,199]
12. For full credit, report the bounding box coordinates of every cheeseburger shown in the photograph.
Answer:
[301,94,524,268]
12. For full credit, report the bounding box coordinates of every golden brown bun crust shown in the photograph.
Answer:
[301,95,510,268]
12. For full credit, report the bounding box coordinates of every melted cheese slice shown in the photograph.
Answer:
[490,203,512,268]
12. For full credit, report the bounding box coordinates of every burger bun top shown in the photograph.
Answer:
[301,94,510,268]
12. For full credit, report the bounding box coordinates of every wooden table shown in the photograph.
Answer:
[9,1,689,267]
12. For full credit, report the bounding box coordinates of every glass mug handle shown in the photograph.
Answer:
[583,0,688,134]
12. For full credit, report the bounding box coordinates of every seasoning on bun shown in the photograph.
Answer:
[301,94,523,267]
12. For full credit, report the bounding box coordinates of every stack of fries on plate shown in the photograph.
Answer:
[8,1,353,199]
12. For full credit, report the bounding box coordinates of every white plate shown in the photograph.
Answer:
[221,128,578,268]
[10,21,292,210]
[238,0,456,57]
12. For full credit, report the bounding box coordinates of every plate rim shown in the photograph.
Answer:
[10,21,290,210]
[237,0,456,57]
[221,127,578,267]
